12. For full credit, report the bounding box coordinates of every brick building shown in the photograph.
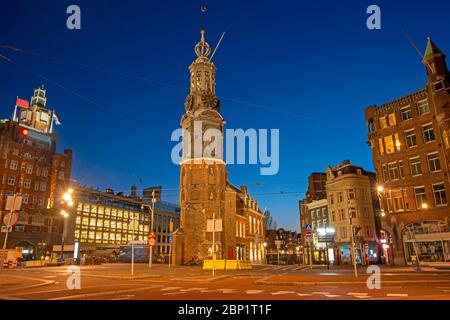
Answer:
[326,161,379,265]
[172,29,266,265]
[364,37,450,265]
[0,87,72,260]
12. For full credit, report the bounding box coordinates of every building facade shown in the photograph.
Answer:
[299,173,328,264]
[0,87,72,260]
[265,228,302,265]
[365,38,450,266]
[304,198,332,264]
[326,160,379,265]
[173,28,266,265]
[58,186,180,260]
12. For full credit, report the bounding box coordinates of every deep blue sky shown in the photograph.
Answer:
[1,1,449,231]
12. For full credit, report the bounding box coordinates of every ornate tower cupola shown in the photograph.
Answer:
[185,29,220,114]
[423,37,449,84]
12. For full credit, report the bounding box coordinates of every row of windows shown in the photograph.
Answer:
[381,152,441,182]
[329,189,368,204]
[378,123,435,156]
[3,193,46,206]
[384,183,447,212]
[6,160,50,176]
[336,225,373,241]
[378,99,430,130]
[330,207,371,223]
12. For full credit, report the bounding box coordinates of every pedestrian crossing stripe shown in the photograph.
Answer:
[245,290,264,294]
[271,291,296,295]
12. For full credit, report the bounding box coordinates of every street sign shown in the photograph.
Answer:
[129,219,139,231]
[148,231,156,239]
[1,226,12,233]
[207,219,223,232]
[305,224,312,232]
[274,240,282,249]
[5,195,22,211]
[148,238,156,247]
[3,212,19,227]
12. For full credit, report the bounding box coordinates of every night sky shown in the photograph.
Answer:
[1,0,449,231]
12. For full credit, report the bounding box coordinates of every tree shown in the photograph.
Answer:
[264,210,277,231]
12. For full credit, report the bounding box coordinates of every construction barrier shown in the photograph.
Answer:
[238,260,252,270]
[225,260,238,270]
[202,259,226,270]
[25,260,46,268]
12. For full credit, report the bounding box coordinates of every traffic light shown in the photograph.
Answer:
[20,128,29,136]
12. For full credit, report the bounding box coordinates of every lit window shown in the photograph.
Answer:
[379,116,388,129]
[383,135,395,154]
[378,138,385,155]
[414,186,427,209]
[388,113,396,126]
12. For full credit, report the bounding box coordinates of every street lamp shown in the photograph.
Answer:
[59,188,74,262]
[60,210,69,261]
[421,203,429,210]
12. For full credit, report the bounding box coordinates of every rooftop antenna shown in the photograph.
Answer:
[401,27,435,73]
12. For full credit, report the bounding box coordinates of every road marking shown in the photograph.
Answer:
[111,294,135,300]
[200,289,218,293]
[43,276,56,279]
[245,290,264,295]
[271,291,296,295]
[347,292,368,296]
[297,293,313,296]
[160,287,181,291]
[179,288,207,292]
[354,296,371,299]
[312,292,331,295]
[220,289,238,294]
[325,295,341,298]
[386,293,408,297]
[162,291,187,296]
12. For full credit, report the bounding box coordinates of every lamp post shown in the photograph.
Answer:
[59,188,74,261]
[149,190,157,269]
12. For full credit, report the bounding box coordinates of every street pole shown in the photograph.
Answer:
[131,221,135,276]
[212,211,215,277]
[149,191,156,269]
[349,205,358,278]
[409,226,421,271]
[308,241,312,270]
[60,217,67,260]
[3,194,17,250]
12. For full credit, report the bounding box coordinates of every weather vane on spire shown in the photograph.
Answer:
[200,5,207,30]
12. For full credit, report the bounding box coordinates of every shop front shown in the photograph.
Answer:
[402,220,450,264]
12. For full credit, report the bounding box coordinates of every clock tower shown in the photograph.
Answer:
[173,29,227,264]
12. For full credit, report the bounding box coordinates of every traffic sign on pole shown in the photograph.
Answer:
[148,238,156,247]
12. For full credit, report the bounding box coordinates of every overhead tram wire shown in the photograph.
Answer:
[0,45,348,129]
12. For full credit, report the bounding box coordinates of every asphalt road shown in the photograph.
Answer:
[1,264,450,300]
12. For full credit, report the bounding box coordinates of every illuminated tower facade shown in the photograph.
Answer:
[174,29,227,264]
